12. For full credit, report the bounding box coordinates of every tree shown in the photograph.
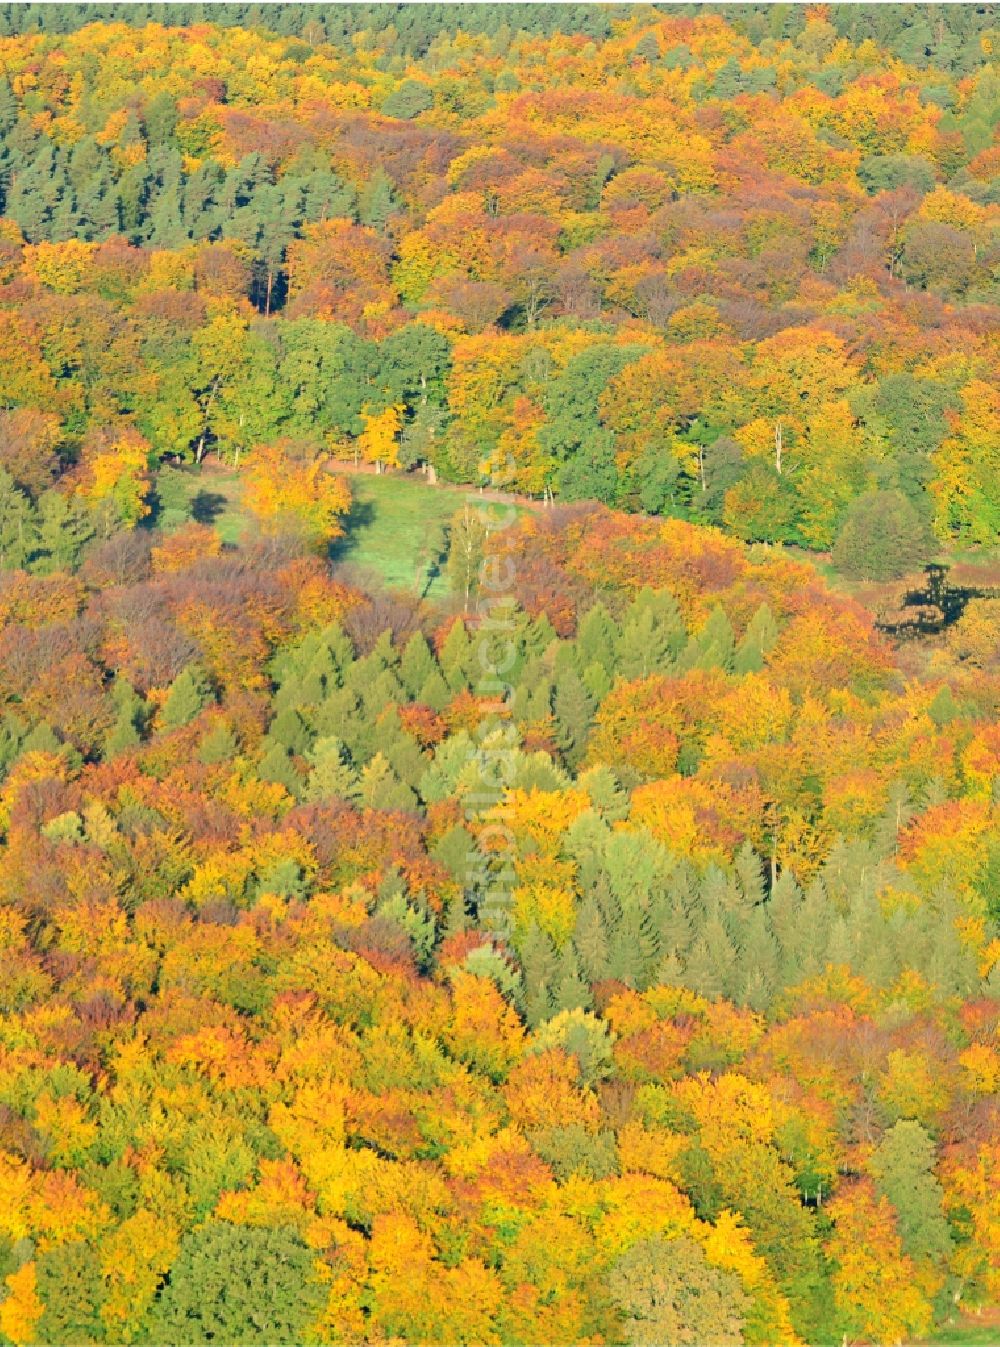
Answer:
[833,490,933,580]
[733,604,779,675]
[0,468,38,570]
[447,504,490,612]
[553,668,595,770]
[76,430,152,533]
[609,1236,749,1346]
[304,736,356,802]
[0,409,61,498]
[34,1242,105,1346]
[381,80,434,121]
[160,664,212,729]
[33,491,94,574]
[243,442,351,550]
[145,1223,326,1345]
[869,1121,953,1269]
[930,381,1000,546]
[825,1181,934,1346]
[357,404,403,473]
[353,752,417,812]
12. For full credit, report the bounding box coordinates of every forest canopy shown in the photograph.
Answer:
[0,2,994,547]
[0,6,997,1347]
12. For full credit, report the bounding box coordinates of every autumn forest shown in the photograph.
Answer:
[0,4,997,1346]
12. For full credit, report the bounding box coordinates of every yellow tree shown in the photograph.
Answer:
[76,428,152,532]
[825,1180,934,1345]
[357,404,403,472]
[243,442,351,551]
[930,380,1000,545]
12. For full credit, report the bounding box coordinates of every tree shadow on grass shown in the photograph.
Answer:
[190,491,228,525]
[327,496,377,564]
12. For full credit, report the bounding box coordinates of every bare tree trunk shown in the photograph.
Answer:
[196,377,221,465]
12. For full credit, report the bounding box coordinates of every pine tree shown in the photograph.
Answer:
[417,668,451,712]
[869,1121,953,1267]
[553,944,592,1013]
[431,824,477,885]
[657,890,694,960]
[161,664,212,729]
[269,706,311,755]
[737,909,781,1010]
[696,605,736,672]
[400,631,437,698]
[523,612,557,661]
[371,629,399,670]
[577,765,629,822]
[373,708,426,787]
[103,676,145,757]
[576,602,618,676]
[689,913,738,999]
[0,716,25,777]
[313,685,361,741]
[654,949,686,988]
[617,606,674,681]
[0,467,38,570]
[103,711,140,758]
[734,840,767,908]
[573,892,611,985]
[0,79,18,138]
[198,721,238,765]
[20,721,62,755]
[681,935,720,1001]
[825,915,854,969]
[581,660,612,702]
[733,603,779,674]
[257,742,302,797]
[439,619,472,691]
[358,167,397,233]
[363,668,406,718]
[353,752,418,812]
[552,668,596,770]
[33,490,94,574]
[518,921,559,1028]
[608,903,658,989]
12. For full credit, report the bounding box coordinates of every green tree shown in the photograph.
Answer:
[381,79,434,120]
[553,668,595,770]
[609,1235,749,1346]
[869,1121,953,1268]
[257,742,302,796]
[35,1241,106,1346]
[0,467,38,570]
[304,735,356,802]
[353,752,418,812]
[146,1223,325,1345]
[575,601,618,677]
[446,504,490,612]
[833,489,934,581]
[33,490,95,574]
[160,665,212,730]
[733,603,779,674]
[198,720,238,764]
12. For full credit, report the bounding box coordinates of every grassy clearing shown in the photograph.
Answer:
[159,464,523,598]
[160,465,248,546]
[329,471,519,597]
[157,466,252,544]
